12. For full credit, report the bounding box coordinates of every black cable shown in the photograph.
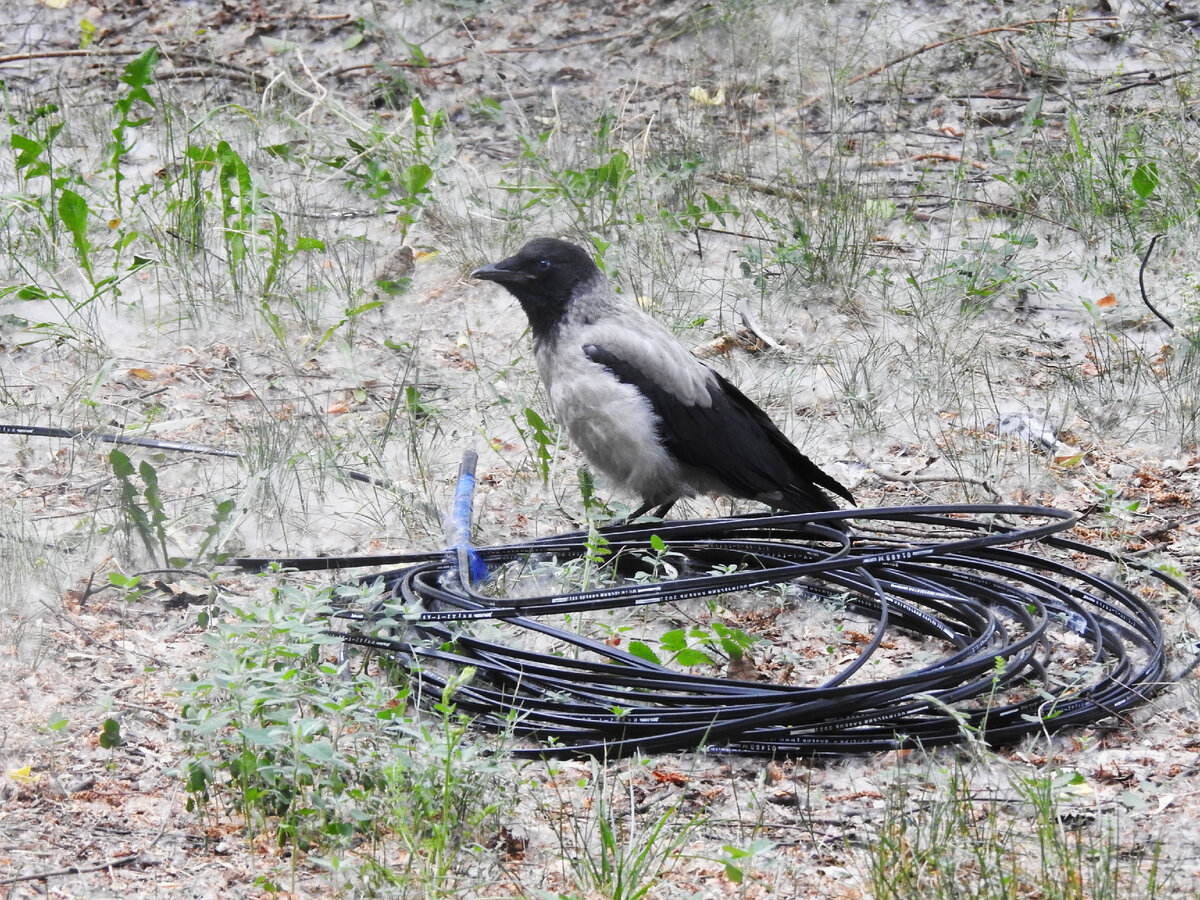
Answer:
[0,422,391,486]
[14,421,1189,758]
[1138,233,1174,330]
[261,503,1194,759]
[0,423,239,457]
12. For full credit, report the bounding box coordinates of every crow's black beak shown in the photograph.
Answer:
[471,259,533,284]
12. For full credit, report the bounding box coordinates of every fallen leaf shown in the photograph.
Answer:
[128,368,155,380]
[652,769,688,785]
[689,86,725,106]
[1096,293,1118,308]
[1054,451,1085,467]
[6,765,36,784]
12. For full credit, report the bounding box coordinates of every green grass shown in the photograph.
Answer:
[862,756,1170,900]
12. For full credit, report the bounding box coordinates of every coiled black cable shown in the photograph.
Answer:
[10,423,1187,758]
[242,499,1196,759]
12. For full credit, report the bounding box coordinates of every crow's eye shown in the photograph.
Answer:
[537,259,551,270]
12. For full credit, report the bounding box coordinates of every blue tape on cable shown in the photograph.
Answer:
[446,452,488,583]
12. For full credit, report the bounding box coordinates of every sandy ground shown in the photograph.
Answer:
[2,0,1200,897]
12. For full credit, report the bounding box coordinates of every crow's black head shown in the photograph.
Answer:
[471,238,600,340]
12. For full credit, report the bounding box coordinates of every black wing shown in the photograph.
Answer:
[584,343,853,513]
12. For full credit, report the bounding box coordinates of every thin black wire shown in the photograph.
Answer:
[289,505,1196,759]
[0,423,239,457]
[0,422,391,486]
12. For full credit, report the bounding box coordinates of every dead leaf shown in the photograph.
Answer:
[492,825,527,859]
[689,86,725,106]
[652,769,688,785]
[6,765,36,784]
[1096,293,1118,308]
[128,368,155,380]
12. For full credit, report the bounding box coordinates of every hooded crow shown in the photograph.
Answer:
[471,237,853,521]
